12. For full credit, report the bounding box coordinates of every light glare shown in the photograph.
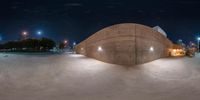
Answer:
[37,31,42,35]
[198,37,200,41]
[73,42,76,46]
[64,40,68,44]
[23,32,27,36]
[150,46,154,52]
[98,46,103,51]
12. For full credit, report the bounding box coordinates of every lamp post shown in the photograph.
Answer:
[64,40,68,44]
[73,42,76,53]
[0,36,2,41]
[37,31,42,35]
[22,31,28,40]
[64,40,68,48]
[73,42,76,46]
[198,37,200,52]
[0,35,2,44]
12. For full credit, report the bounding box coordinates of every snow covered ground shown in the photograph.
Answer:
[0,53,200,100]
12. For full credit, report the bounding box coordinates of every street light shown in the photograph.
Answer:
[73,42,76,46]
[22,31,28,39]
[37,31,42,35]
[72,42,77,53]
[0,36,2,41]
[197,37,200,52]
[63,40,68,48]
[23,31,27,36]
[198,37,200,41]
[64,40,68,44]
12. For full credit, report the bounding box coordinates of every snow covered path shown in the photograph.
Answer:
[0,53,200,100]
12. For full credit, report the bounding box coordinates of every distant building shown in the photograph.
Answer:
[169,44,186,57]
[153,26,167,37]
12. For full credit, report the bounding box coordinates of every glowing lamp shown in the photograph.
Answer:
[64,40,68,44]
[198,37,200,41]
[98,46,103,51]
[150,46,154,52]
[23,32,27,36]
[73,42,76,46]
[37,31,42,35]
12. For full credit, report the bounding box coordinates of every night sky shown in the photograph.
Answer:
[0,0,200,44]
